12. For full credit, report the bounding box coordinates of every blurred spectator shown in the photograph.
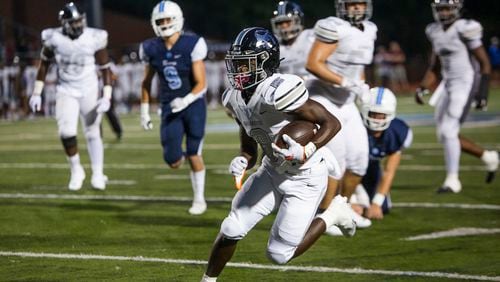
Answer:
[387,41,409,92]
[205,51,225,109]
[374,45,391,88]
[488,36,500,85]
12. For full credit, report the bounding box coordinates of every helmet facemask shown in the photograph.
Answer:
[61,16,86,39]
[225,51,270,90]
[151,1,184,38]
[431,0,462,25]
[361,87,397,131]
[336,0,373,25]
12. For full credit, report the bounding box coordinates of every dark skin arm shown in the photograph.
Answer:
[238,124,258,170]
[36,47,54,81]
[289,99,341,149]
[471,45,492,75]
[416,51,440,105]
[95,49,112,89]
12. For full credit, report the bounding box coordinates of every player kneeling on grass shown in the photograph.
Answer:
[201,27,356,281]
[350,87,412,220]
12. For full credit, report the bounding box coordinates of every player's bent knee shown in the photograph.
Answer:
[220,216,246,240]
[61,136,77,148]
[266,240,295,265]
[163,152,183,168]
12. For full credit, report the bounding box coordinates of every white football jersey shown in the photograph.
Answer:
[426,19,483,79]
[222,73,324,172]
[41,27,108,87]
[314,17,376,80]
[278,29,315,78]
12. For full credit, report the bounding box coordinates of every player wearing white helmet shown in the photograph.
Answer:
[201,27,354,281]
[140,1,209,215]
[355,87,412,220]
[28,2,112,191]
[416,0,498,193]
[306,0,376,228]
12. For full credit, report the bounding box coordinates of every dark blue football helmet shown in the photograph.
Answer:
[225,27,280,90]
[59,2,86,39]
[270,1,304,43]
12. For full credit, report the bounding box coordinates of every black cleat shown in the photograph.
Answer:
[486,171,496,184]
[436,186,455,194]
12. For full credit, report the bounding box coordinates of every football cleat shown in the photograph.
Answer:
[188,201,207,215]
[319,195,356,237]
[91,174,108,190]
[482,151,499,184]
[348,204,372,228]
[68,165,85,191]
[436,177,462,194]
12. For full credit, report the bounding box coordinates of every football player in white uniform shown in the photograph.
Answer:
[201,27,355,281]
[271,0,351,229]
[306,0,375,226]
[416,0,499,192]
[29,2,112,191]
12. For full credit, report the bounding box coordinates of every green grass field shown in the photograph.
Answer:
[0,93,499,281]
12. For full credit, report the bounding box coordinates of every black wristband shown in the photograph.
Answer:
[477,74,490,100]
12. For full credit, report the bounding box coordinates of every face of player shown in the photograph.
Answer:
[277,20,292,30]
[436,6,454,23]
[346,2,367,17]
[368,111,387,134]
[155,17,174,26]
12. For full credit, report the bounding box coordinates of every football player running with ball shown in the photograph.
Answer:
[416,0,499,193]
[201,27,355,281]
[140,1,209,214]
[29,2,112,191]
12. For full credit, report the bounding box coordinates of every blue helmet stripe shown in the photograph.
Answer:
[159,1,165,12]
[376,87,384,105]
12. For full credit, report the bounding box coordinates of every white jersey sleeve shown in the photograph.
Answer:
[90,29,108,51]
[313,17,347,43]
[41,28,57,50]
[457,19,483,49]
[260,74,308,112]
[221,88,236,114]
[191,37,208,62]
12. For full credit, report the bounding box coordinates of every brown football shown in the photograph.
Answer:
[275,120,317,149]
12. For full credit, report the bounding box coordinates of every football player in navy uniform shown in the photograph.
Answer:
[416,0,498,192]
[140,1,208,215]
[201,27,355,282]
[357,87,412,219]
[29,2,112,191]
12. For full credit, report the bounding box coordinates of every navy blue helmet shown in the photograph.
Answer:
[59,2,86,39]
[270,1,304,43]
[225,27,280,90]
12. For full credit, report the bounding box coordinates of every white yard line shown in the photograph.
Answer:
[0,162,489,171]
[1,193,499,210]
[0,251,498,281]
[403,228,500,241]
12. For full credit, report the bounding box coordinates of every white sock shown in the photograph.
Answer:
[201,273,217,282]
[67,154,81,171]
[87,137,104,176]
[445,173,459,183]
[190,169,206,203]
[443,136,460,175]
[481,150,496,162]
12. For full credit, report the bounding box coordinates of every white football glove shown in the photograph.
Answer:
[96,97,111,113]
[170,93,197,113]
[29,95,42,112]
[29,80,44,112]
[272,134,316,163]
[340,77,363,89]
[341,77,369,99]
[229,156,248,190]
[140,103,153,130]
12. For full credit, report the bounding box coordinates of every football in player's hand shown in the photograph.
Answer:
[275,120,317,148]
